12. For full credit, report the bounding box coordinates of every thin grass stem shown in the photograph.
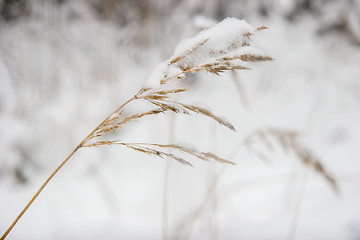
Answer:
[0,96,136,240]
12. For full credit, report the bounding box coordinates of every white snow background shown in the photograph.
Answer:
[0,1,360,240]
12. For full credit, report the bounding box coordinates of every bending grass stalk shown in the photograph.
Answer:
[0,84,234,239]
[1,18,272,239]
[0,145,80,240]
[0,70,188,239]
[0,96,136,240]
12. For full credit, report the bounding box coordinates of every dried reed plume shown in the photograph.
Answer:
[244,128,339,193]
[0,18,272,240]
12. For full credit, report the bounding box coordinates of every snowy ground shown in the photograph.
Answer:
[0,5,360,240]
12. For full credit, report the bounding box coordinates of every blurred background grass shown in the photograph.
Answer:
[0,0,360,239]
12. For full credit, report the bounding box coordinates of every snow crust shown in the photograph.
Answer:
[193,15,217,30]
[172,18,254,65]
[146,18,255,88]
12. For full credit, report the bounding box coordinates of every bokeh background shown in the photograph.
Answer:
[0,0,360,239]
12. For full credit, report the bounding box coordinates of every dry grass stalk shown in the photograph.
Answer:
[0,18,271,240]
[244,128,339,193]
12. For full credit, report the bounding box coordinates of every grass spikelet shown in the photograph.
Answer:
[238,54,274,62]
[152,143,235,165]
[102,112,123,127]
[84,140,118,148]
[135,87,151,96]
[153,144,211,162]
[142,95,169,100]
[124,145,154,156]
[123,144,194,167]
[161,153,194,167]
[230,65,251,71]
[95,108,168,136]
[121,108,167,124]
[148,88,190,96]
[201,152,236,165]
[256,26,268,31]
[147,100,189,114]
[144,98,235,131]
[179,103,236,131]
